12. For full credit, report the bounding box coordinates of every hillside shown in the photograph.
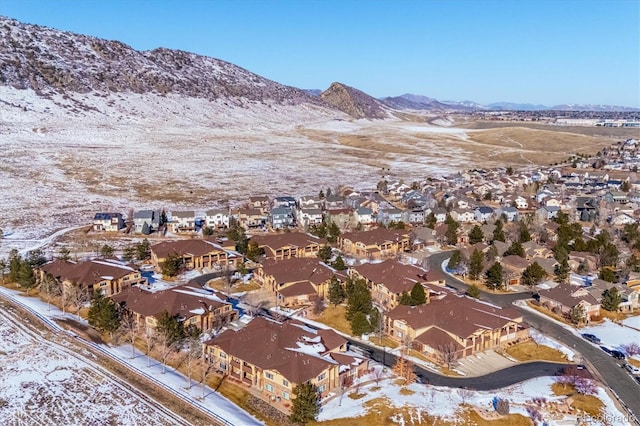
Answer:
[320,82,390,119]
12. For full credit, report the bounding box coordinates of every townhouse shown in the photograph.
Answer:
[338,228,410,260]
[150,239,243,270]
[249,232,327,260]
[202,317,368,412]
[92,212,125,232]
[38,258,146,297]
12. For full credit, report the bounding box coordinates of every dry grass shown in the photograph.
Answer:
[370,336,400,349]
[526,301,572,326]
[551,383,604,417]
[206,279,260,293]
[505,341,568,362]
[627,358,640,368]
[315,305,352,335]
[408,349,434,364]
[348,392,367,400]
[462,409,533,426]
[440,367,463,377]
[599,309,632,322]
[398,387,414,396]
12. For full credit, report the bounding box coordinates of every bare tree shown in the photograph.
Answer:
[312,296,325,315]
[457,387,473,405]
[66,282,90,316]
[156,331,173,374]
[200,354,215,400]
[429,387,437,403]
[118,310,140,359]
[145,328,156,368]
[338,374,354,406]
[38,272,57,312]
[437,343,459,370]
[220,263,235,295]
[183,335,202,389]
[370,366,384,385]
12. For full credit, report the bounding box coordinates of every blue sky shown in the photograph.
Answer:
[2,0,639,107]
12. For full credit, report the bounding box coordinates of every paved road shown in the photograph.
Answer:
[344,336,570,390]
[427,251,640,421]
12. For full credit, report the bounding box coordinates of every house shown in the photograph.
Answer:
[474,206,495,223]
[538,283,600,322]
[325,208,354,230]
[133,210,158,235]
[169,211,196,233]
[205,209,230,229]
[297,208,324,228]
[298,195,322,209]
[514,196,529,209]
[610,213,636,226]
[536,206,560,221]
[111,283,237,333]
[150,239,243,271]
[235,208,266,230]
[378,208,407,226]
[408,209,425,225]
[324,194,346,210]
[269,207,295,229]
[202,317,368,412]
[385,295,528,362]
[253,257,339,305]
[92,212,124,232]
[272,196,297,210]
[353,207,375,228]
[576,197,598,222]
[450,209,476,224]
[349,260,429,310]
[501,255,530,286]
[37,258,146,297]
[250,232,326,260]
[604,191,628,204]
[498,206,519,222]
[587,279,639,313]
[431,208,448,223]
[338,228,410,260]
[249,195,270,213]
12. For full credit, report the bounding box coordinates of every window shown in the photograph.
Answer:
[265,372,274,380]
[265,383,274,392]
[282,379,289,387]
[220,352,227,359]
[282,391,289,400]
[220,362,227,370]
[317,384,326,393]
[317,373,326,381]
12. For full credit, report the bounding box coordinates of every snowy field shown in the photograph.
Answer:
[0,286,262,426]
[530,329,577,361]
[580,319,640,358]
[318,368,631,425]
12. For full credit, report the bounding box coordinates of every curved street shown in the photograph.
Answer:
[427,251,640,420]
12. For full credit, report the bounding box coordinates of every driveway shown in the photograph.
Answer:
[454,350,517,377]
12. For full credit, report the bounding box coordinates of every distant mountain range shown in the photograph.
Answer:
[1,15,637,123]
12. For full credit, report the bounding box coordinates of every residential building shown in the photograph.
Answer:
[150,239,242,270]
[338,228,410,259]
[538,283,600,322]
[92,212,125,232]
[250,232,326,260]
[37,258,146,297]
[269,207,295,229]
[169,211,196,233]
[133,210,158,235]
[205,209,230,229]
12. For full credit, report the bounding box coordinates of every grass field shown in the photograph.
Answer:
[505,341,568,363]
[315,305,352,335]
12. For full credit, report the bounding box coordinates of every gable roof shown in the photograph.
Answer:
[250,232,326,250]
[204,318,350,384]
[341,228,408,246]
[150,239,239,259]
[260,257,337,286]
[538,283,599,307]
[351,260,426,294]
[40,258,137,287]
[387,295,523,340]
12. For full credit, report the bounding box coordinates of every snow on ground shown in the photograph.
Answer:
[317,371,631,425]
[0,287,262,425]
[621,315,640,330]
[580,319,640,351]
[530,329,577,361]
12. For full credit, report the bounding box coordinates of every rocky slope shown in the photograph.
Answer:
[0,16,326,109]
[320,82,390,119]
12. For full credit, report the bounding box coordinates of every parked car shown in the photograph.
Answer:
[600,346,613,355]
[611,350,626,360]
[581,333,601,344]
[624,364,640,375]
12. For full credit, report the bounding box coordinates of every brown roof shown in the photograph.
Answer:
[260,258,335,286]
[111,284,229,320]
[414,327,463,350]
[387,295,523,340]
[151,239,237,259]
[277,281,317,298]
[341,228,408,246]
[351,260,425,294]
[204,318,347,384]
[501,255,530,271]
[40,259,138,287]
[250,232,326,251]
[538,283,599,308]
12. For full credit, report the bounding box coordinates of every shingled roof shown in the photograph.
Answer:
[40,258,137,287]
[341,228,408,246]
[260,257,337,286]
[387,295,523,340]
[351,260,426,294]
[150,239,240,259]
[204,318,356,384]
[250,232,326,250]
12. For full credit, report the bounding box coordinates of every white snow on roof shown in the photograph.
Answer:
[91,260,135,272]
[189,308,205,315]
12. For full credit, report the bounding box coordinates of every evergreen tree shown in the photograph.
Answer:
[350,311,372,335]
[599,243,619,268]
[27,249,47,267]
[466,284,480,298]
[504,241,525,258]
[136,239,151,261]
[426,212,437,229]
[598,268,616,283]
[485,262,503,290]
[554,259,570,283]
[289,382,320,425]
[468,225,484,245]
[58,247,71,261]
[493,220,506,242]
[410,283,427,305]
[569,304,586,325]
[123,246,137,262]
[317,245,333,263]
[447,250,462,271]
[328,277,346,306]
[332,255,346,271]
[161,252,183,277]
[601,287,622,311]
[520,262,547,288]
[87,292,121,334]
[327,222,341,243]
[245,242,265,262]
[398,291,413,306]
[8,249,22,283]
[17,261,37,294]
[469,249,484,280]
[444,214,459,245]
[346,280,372,320]
[156,310,185,345]
[100,244,115,258]
[518,221,531,243]
[485,244,499,262]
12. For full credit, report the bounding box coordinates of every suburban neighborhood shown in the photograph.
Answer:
[2,137,640,425]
